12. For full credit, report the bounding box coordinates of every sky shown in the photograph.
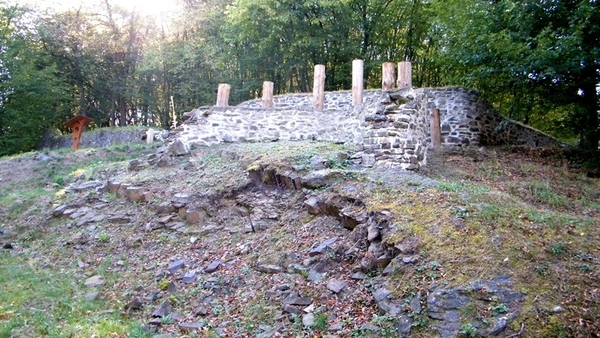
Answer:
[12,0,181,17]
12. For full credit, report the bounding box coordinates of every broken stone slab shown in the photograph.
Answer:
[308,237,339,256]
[107,215,132,224]
[351,272,367,280]
[193,305,209,316]
[151,300,173,318]
[52,204,69,217]
[84,275,105,287]
[70,207,92,219]
[171,193,190,209]
[185,209,206,224]
[304,197,321,215]
[281,293,312,306]
[367,225,380,242]
[179,322,204,332]
[75,212,105,227]
[128,159,146,171]
[395,315,413,336]
[170,312,186,322]
[282,304,302,315]
[123,298,143,311]
[84,291,100,301]
[301,169,346,189]
[168,139,190,156]
[182,270,197,284]
[154,202,176,214]
[256,264,284,274]
[204,260,222,273]
[167,260,185,274]
[125,186,147,203]
[166,281,178,294]
[66,180,105,193]
[326,280,348,294]
[302,313,315,327]
[157,215,174,224]
[107,181,121,194]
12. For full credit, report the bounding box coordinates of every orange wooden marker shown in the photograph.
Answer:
[64,115,94,150]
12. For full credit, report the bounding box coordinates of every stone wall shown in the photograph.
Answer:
[37,127,148,150]
[178,91,382,147]
[173,87,564,170]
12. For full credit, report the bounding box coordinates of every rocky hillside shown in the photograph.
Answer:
[0,141,598,338]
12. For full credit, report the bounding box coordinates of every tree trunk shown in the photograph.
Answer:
[578,79,599,156]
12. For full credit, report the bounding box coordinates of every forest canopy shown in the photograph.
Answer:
[0,0,598,158]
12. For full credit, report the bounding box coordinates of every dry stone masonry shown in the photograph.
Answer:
[175,87,563,170]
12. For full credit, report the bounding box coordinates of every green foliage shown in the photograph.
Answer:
[0,3,70,156]
[431,0,600,153]
[0,252,139,336]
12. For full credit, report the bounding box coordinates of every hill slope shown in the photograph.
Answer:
[0,142,598,337]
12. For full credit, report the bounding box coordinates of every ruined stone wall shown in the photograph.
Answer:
[175,87,563,170]
[37,127,147,150]
[178,91,382,147]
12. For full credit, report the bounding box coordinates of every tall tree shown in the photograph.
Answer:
[0,2,69,155]
[432,0,599,155]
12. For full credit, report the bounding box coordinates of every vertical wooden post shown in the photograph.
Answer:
[262,81,274,108]
[382,62,395,90]
[313,64,325,110]
[397,61,412,88]
[352,59,364,106]
[146,128,155,144]
[216,83,231,107]
[170,96,177,129]
[430,108,442,148]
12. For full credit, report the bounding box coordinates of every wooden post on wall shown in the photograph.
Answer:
[382,62,395,90]
[313,64,325,110]
[216,83,231,107]
[352,59,364,106]
[397,61,412,88]
[262,81,274,108]
[430,108,442,148]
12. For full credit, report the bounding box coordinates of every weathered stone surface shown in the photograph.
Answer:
[256,264,284,274]
[66,180,105,193]
[326,280,348,294]
[128,159,146,171]
[107,215,132,224]
[154,202,175,214]
[282,304,302,315]
[282,293,312,306]
[367,225,380,242]
[168,139,190,156]
[309,237,338,256]
[351,272,367,280]
[171,193,190,208]
[179,322,204,332]
[125,186,147,203]
[124,298,143,311]
[304,197,321,215]
[182,270,197,284]
[302,313,315,327]
[168,260,185,273]
[84,291,100,301]
[151,300,172,318]
[84,275,105,287]
[204,260,221,273]
[107,181,121,194]
[52,204,69,217]
[185,209,206,224]
[302,169,346,189]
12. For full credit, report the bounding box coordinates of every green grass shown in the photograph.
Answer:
[0,253,147,338]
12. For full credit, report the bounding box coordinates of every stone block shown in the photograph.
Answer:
[125,186,147,203]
